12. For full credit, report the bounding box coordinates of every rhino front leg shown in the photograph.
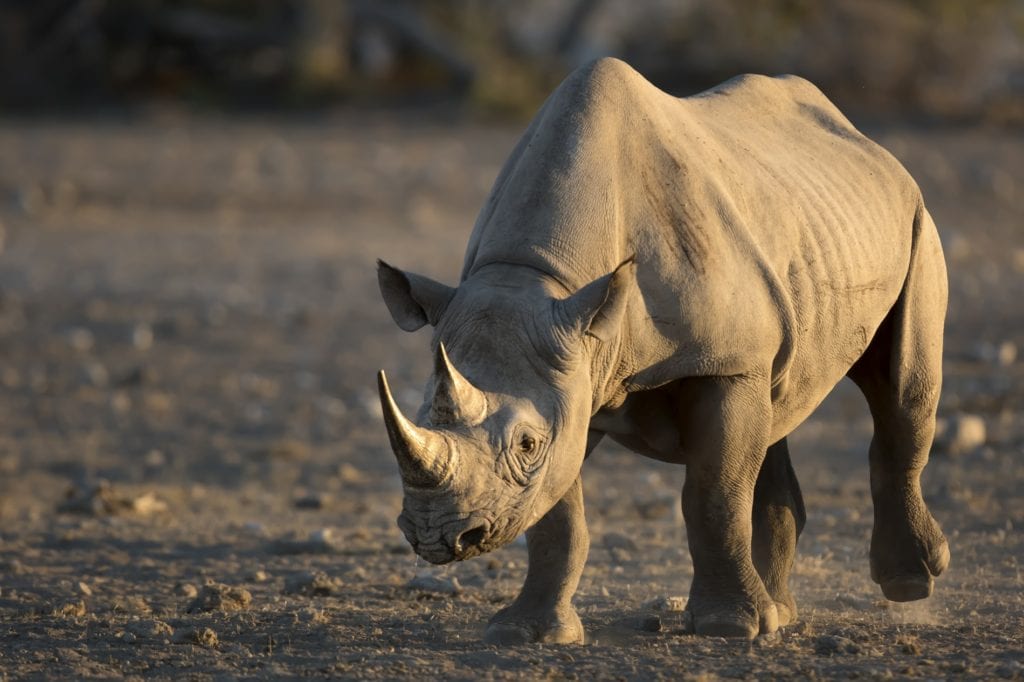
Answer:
[680,375,778,639]
[751,437,805,626]
[484,475,588,645]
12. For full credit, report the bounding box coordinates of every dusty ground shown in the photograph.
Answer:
[0,111,1021,680]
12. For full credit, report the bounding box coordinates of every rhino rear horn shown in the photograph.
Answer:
[430,342,487,425]
[377,370,452,487]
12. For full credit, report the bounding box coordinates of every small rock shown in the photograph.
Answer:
[58,480,167,516]
[284,570,343,597]
[250,569,269,583]
[270,528,341,554]
[406,571,462,596]
[997,341,1017,366]
[815,634,861,656]
[132,323,154,351]
[634,494,677,520]
[54,601,87,618]
[295,607,329,624]
[294,493,327,510]
[0,559,25,575]
[174,582,198,598]
[602,532,638,552]
[113,595,151,615]
[143,449,166,468]
[944,414,986,456]
[609,547,632,564]
[78,582,93,596]
[78,361,109,388]
[121,632,137,644]
[128,619,174,639]
[973,340,1018,366]
[267,439,309,460]
[185,581,252,613]
[633,614,662,632]
[67,327,95,352]
[643,595,687,612]
[242,521,267,537]
[173,627,218,648]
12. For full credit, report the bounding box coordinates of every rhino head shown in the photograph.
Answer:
[376,259,634,564]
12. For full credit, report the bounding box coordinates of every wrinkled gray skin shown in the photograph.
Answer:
[376,58,949,643]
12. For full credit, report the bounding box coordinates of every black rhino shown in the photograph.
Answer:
[376,58,949,643]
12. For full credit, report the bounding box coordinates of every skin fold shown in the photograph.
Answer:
[376,58,949,643]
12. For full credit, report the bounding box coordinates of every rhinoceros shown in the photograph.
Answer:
[375,58,949,643]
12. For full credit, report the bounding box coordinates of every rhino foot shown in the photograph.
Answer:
[871,506,949,603]
[484,604,584,645]
[682,601,779,639]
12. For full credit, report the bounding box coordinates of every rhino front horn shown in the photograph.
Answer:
[377,370,451,488]
[431,342,487,425]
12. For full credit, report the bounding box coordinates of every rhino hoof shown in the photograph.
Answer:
[484,608,584,645]
[880,575,933,602]
[684,602,778,639]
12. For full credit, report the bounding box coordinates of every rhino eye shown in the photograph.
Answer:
[519,434,536,454]
[503,428,544,486]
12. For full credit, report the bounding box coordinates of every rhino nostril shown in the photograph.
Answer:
[455,524,488,553]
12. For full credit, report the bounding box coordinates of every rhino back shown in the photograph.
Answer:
[463,59,923,424]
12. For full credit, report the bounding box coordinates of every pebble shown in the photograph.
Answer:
[294,493,327,510]
[631,614,662,632]
[54,601,87,618]
[295,607,329,624]
[67,327,95,352]
[406,571,462,595]
[815,634,862,656]
[642,595,687,612]
[175,582,198,598]
[58,480,168,516]
[78,361,109,388]
[284,570,343,597]
[132,323,154,351]
[128,619,174,639]
[944,414,986,456]
[609,547,632,564]
[602,532,638,552]
[185,581,252,613]
[173,627,218,648]
[270,528,342,554]
[973,340,1017,366]
[634,494,677,520]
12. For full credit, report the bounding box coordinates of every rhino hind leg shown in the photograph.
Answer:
[484,476,588,645]
[848,206,949,601]
[751,437,805,626]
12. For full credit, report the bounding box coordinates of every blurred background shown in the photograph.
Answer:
[2,0,1022,122]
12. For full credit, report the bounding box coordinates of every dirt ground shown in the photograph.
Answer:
[0,111,1022,680]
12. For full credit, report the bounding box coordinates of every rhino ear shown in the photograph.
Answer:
[377,260,456,332]
[556,258,635,342]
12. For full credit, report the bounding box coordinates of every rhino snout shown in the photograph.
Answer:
[398,511,494,563]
